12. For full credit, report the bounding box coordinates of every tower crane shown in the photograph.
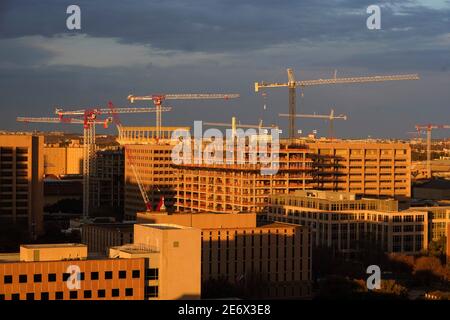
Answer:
[255,68,419,140]
[127,93,240,139]
[17,103,168,219]
[204,116,278,137]
[279,109,347,140]
[415,124,450,179]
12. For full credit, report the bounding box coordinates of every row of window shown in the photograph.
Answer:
[0,288,135,300]
[2,269,153,284]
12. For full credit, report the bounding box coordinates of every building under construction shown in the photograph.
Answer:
[118,126,189,220]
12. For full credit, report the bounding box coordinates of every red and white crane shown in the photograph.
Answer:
[127,93,240,138]
[415,124,450,179]
[17,103,168,219]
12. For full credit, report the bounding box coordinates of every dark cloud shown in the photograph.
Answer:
[0,0,449,138]
[0,0,448,53]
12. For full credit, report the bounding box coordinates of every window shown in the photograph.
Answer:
[145,286,159,298]
[69,291,78,300]
[146,269,159,280]
[132,270,140,278]
[19,274,27,283]
[4,275,12,284]
[105,271,113,280]
[125,288,133,297]
[34,274,42,283]
[91,272,99,280]
[62,273,70,281]
[0,294,5,300]
[12,294,20,300]
[26,293,34,300]
[55,292,64,300]
[84,290,92,299]
[173,241,179,248]
[79,272,85,281]
[40,292,49,300]
[98,289,106,298]
[119,270,126,279]
[112,289,120,297]
[48,273,56,282]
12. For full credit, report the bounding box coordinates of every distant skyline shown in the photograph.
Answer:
[0,0,449,138]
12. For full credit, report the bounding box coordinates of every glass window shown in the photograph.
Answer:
[112,289,120,297]
[55,292,64,300]
[84,290,92,299]
[119,270,126,279]
[41,292,49,300]
[125,288,133,297]
[132,270,140,278]
[98,289,106,298]
[19,275,27,283]
[48,273,56,282]
[91,272,99,280]
[33,274,42,283]
[3,275,12,284]
[69,291,78,300]
[105,271,113,280]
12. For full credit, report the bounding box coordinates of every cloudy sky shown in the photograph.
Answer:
[0,0,449,138]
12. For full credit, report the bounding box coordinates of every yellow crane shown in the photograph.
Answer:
[255,68,419,140]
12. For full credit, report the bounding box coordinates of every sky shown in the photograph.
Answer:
[0,0,449,139]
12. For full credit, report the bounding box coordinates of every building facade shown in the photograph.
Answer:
[0,134,44,237]
[43,140,84,176]
[118,127,189,220]
[305,140,411,198]
[137,212,312,299]
[266,190,427,255]
[81,222,134,256]
[175,143,313,214]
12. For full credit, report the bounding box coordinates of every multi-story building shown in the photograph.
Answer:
[0,243,145,300]
[43,140,84,176]
[117,126,189,220]
[91,147,124,214]
[266,190,427,255]
[82,222,134,256]
[137,212,312,299]
[175,143,313,214]
[305,140,411,198]
[0,223,201,300]
[0,134,44,238]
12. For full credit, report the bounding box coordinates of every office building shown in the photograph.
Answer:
[43,140,84,176]
[305,140,411,198]
[137,212,312,299]
[0,134,44,238]
[81,222,134,256]
[266,190,427,255]
[0,223,201,300]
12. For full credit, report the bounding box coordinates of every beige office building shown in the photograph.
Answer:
[137,212,312,299]
[305,140,411,198]
[43,140,84,176]
[266,190,427,255]
[0,134,44,237]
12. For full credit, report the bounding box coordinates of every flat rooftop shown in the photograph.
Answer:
[141,223,189,230]
[21,243,86,249]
